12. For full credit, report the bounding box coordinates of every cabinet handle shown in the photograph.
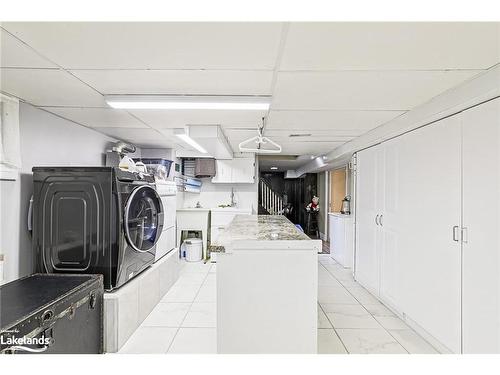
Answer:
[379,215,383,226]
[452,226,460,242]
[375,214,379,226]
[462,227,469,243]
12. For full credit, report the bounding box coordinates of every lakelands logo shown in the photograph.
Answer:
[0,335,52,346]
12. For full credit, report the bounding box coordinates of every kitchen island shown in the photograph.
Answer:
[215,215,321,354]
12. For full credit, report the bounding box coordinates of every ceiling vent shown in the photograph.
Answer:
[289,133,312,138]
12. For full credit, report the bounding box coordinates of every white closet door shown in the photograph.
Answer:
[396,115,462,353]
[355,146,383,295]
[379,138,402,312]
[462,98,500,353]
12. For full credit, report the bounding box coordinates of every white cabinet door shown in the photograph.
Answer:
[355,146,383,296]
[462,98,500,353]
[212,160,232,183]
[396,115,462,353]
[379,138,402,312]
[212,158,255,183]
[231,158,255,183]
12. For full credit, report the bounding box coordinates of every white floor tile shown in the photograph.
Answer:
[363,303,396,317]
[195,284,217,303]
[318,286,359,304]
[319,256,337,265]
[161,284,200,303]
[209,264,217,273]
[168,328,217,354]
[181,261,211,274]
[389,330,438,354]
[118,326,177,354]
[346,287,381,305]
[318,272,344,287]
[337,278,362,288]
[204,273,217,286]
[336,328,407,354]
[374,316,409,330]
[182,302,217,328]
[323,304,382,329]
[175,272,207,286]
[318,307,333,328]
[317,329,347,354]
[141,302,191,327]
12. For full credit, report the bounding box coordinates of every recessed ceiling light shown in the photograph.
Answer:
[105,95,271,110]
[270,166,278,170]
[322,156,328,160]
[310,155,316,159]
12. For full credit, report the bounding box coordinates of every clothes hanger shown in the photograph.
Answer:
[238,117,282,154]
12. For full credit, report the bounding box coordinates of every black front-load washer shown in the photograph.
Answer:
[32,167,164,290]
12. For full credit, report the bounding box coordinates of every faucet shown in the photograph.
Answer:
[230,187,236,207]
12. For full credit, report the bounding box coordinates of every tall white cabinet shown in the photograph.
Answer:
[461,98,500,353]
[355,97,500,354]
[355,145,383,296]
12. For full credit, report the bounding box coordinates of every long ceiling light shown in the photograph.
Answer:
[105,95,271,110]
[174,128,208,154]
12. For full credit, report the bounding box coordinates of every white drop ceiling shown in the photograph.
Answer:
[1,22,499,169]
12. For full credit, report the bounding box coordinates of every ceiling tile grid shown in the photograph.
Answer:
[1,22,498,167]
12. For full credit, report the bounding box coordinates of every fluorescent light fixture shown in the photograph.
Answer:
[174,129,208,154]
[270,166,278,170]
[105,95,271,110]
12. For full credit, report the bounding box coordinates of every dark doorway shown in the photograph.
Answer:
[259,171,318,233]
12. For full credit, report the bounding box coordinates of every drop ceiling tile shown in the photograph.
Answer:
[281,23,500,71]
[130,109,265,129]
[1,28,56,68]
[2,22,283,70]
[38,107,148,128]
[267,110,405,131]
[225,129,354,143]
[277,141,345,155]
[71,70,273,95]
[94,127,175,148]
[0,68,106,107]
[272,70,483,111]
[70,69,274,95]
[228,139,343,156]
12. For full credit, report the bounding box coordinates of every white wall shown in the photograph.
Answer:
[0,103,119,283]
[176,156,259,212]
[180,179,258,213]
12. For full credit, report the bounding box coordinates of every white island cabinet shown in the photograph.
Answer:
[216,215,320,353]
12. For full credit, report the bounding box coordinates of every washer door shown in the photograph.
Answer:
[124,185,164,252]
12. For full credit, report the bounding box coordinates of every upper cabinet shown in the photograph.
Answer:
[212,157,255,184]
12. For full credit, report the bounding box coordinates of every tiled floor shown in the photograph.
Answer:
[317,254,438,354]
[118,255,438,354]
[119,260,216,354]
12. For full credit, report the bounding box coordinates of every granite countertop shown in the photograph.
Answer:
[216,215,311,244]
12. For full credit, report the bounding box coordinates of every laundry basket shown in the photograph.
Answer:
[183,238,203,262]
